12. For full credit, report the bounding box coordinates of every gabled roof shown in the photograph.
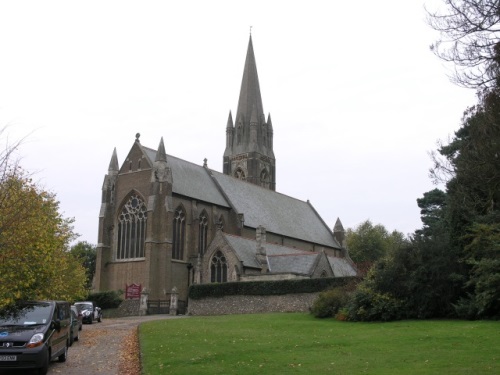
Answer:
[222,232,355,277]
[142,146,230,208]
[223,233,319,275]
[211,171,340,248]
[329,257,357,277]
[267,253,319,275]
[136,140,338,248]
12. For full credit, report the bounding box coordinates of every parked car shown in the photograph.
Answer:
[0,300,71,375]
[69,308,80,346]
[74,301,102,324]
[71,305,83,331]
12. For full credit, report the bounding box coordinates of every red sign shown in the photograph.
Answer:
[125,283,142,299]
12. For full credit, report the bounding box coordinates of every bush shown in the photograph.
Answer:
[189,277,355,300]
[310,287,349,318]
[346,286,405,322]
[86,290,123,309]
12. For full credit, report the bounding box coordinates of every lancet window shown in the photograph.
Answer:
[199,211,209,255]
[211,250,228,283]
[172,206,186,260]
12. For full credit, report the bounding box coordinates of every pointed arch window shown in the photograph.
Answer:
[117,194,147,260]
[199,211,209,255]
[172,206,186,260]
[260,169,270,189]
[211,250,228,283]
[234,168,246,181]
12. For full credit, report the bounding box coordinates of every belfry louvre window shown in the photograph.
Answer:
[172,207,186,260]
[211,251,228,283]
[199,211,208,255]
[117,194,147,259]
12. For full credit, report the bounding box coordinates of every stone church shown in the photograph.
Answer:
[94,36,357,303]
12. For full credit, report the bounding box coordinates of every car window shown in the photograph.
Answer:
[0,303,52,326]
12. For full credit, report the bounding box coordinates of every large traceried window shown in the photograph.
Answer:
[172,206,186,260]
[211,250,228,283]
[199,211,209,255]
[117,194,147,260]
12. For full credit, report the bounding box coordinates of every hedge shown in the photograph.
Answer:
[189,277,355,300]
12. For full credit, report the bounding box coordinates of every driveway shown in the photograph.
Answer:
[0,314,184,375]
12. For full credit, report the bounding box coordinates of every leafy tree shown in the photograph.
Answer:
[427,0,500,88]
[460,222,500,317]
[70,241,97,290]
[346,220,407,274]
[0,139,87,309]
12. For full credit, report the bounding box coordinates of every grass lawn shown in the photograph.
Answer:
[139,313,499,374]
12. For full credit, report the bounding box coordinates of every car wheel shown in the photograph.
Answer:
[98,315,101,323]
[79,323,82,331]
[38,350,50,375]
[74,329,79,341]
[88,318,93,324]
[58,343,68,362]
[69,331,74,347]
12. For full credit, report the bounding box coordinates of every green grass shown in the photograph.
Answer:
[139,313,499,374]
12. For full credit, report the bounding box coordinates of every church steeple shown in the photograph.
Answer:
[235,35,264,133]
[223,35,276,191]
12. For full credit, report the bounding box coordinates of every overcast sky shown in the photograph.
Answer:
[0,0,477,244]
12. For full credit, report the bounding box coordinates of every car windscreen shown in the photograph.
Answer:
[0,303,52,326]
[75,303,93,311]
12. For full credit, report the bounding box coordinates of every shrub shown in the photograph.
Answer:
[86,290,123,309]
[346,285,405,322]
[189,277,354,299]
[310,287,348,318]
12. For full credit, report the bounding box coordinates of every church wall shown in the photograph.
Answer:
[170,260,190,301]
[104,260,147,292]
[97,167,152,293]
[115,170,151,208]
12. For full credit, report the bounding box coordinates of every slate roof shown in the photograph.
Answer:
[267,253,318,275]
[223,233,356,276]
[211,171,340,248]
[141,143,339,249]
[142,146,229,208]
[329,257,357,277]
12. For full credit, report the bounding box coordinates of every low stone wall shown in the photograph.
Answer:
[105,299,141,317]
[187,292,320,315]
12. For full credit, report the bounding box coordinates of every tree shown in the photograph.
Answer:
[427,0,500,89]
[346,220,407,274]
[70,241,97,290]
[0,135,87,309]
[461,222,500,318]
[415,188,448,237]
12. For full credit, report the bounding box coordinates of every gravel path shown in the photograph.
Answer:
[0,314,185,375]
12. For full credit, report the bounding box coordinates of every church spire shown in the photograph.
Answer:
[222,35,276,191]
[235,35,264,130]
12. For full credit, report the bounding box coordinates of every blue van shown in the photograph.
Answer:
[0,301,70,375]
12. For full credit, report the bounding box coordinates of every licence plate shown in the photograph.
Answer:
[0,355,16,361]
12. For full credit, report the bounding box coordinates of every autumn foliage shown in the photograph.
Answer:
[0,166,87,309]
